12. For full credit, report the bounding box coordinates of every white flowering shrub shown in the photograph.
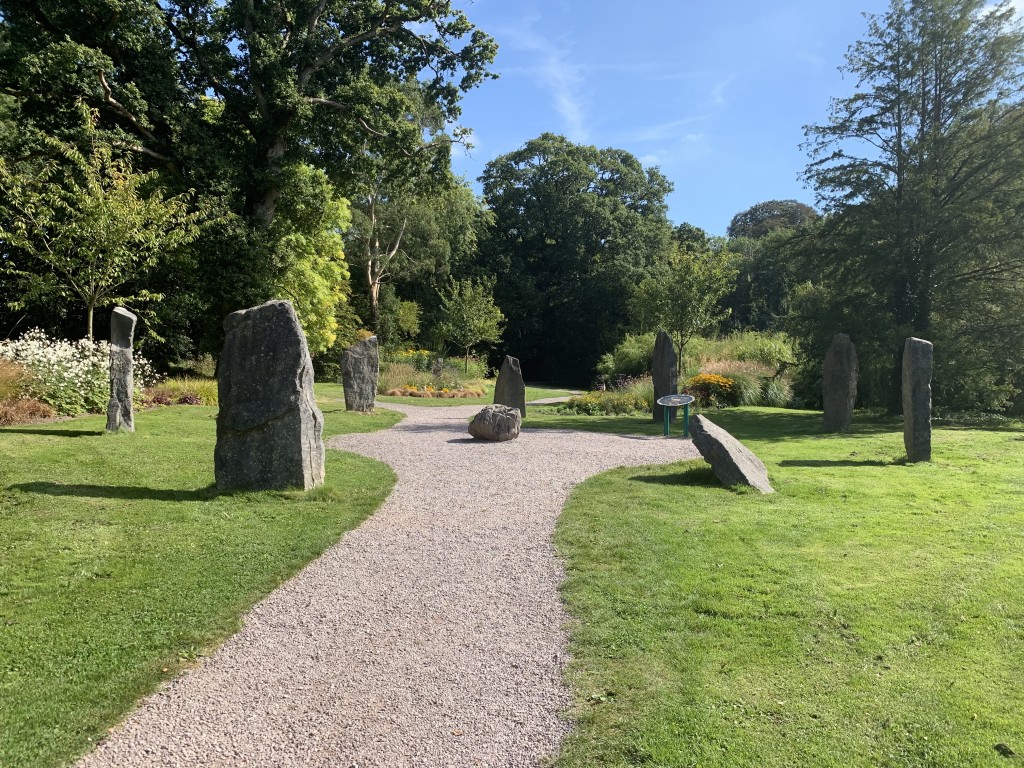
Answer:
[0,328,159,415]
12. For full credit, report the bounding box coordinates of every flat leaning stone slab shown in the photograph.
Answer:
[689,414,774,494]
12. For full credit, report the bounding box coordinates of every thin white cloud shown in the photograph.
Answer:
[493,17,590,142]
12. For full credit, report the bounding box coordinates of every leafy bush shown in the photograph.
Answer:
[596,332,657,379]
[144,376,218,406]
[685,373,735,408]
[761,377,793,408]
[0,329,158,415]
[621,375,655,410]
[714,369,761,406]
[559,390,648,416]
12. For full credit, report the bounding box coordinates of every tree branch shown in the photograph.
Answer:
[97,70,160,146]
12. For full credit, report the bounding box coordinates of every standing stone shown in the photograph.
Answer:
[341,335,379,412]
[105,307,138,433]
[822,333,858,433]
[689,414,775,494]
[215,300,325,491]
[902,337,933,463]
[469,404,521,441]
[493,355,526,417]
[652,329,678,423]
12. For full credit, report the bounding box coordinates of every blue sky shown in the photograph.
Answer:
[447,0,1018,236]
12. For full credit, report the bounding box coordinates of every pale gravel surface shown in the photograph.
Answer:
[78,403,699,768]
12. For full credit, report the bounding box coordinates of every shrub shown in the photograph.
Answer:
[761,377,793,408]
[144,376,218,406]
[0,329,158,416]
[713,369,761,406]
[559,390,648,416]
[596,332,657,379]
[685,373,735,408]
[621,375,655,410]
[0,358,29,401]
[0,397,57,426]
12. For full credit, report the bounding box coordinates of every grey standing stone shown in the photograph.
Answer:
[105,307,138,433]
[341,335,379,412]
[493,355,526,417]
[822,333,858,433]
[652,329,678,423]
[468,404,521,442]
[689,414,775,494]
[215,300,325,491]
[902,337,933,463]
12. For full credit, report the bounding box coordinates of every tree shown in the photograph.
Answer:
[630,246,737,376]
[479,133,674,383]
[0,0,496,358]
[727,200,819,239]
[801,0,1024,411]
[272,164,353,356]
[0,126,201,339]
[436,278,504,371]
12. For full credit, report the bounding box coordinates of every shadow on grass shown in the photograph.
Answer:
[632,466,720,488]
[779,459,894,468]
[11,481,218,501]
[706,410,900,442]
[0,428,104,437]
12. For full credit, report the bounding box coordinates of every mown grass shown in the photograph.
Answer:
[554,407,1024,767]
[0,387,401,768]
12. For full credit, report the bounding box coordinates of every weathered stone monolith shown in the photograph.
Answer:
[215,300,325,491]
[469,404,521,441]
[652,329,678,423]
[105,307,138,433]
[689,414,775,494]
[341,335,379,412]
[822,333,858,433]
[902,337,933,463]
[494,355,526,416]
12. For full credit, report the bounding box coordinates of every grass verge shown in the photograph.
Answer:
[555,407,1024,767]
[0,391,400,768]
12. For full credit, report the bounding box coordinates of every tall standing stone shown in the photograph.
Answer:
[902,337,933,463]
[341,335,379,412]
[215,300,325,491]
[493,355,526,417]
[822,333,858,433]
[105,307,138,433]
[652,329,678,423]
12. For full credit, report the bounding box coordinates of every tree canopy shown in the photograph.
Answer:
[479,133,674,384]
[726,200,818,239]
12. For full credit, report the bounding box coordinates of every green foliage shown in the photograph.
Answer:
[595,332,657,379]
[0,328,157,416]
[800,0,1024,412]
[479,132,675,384]
[0,121,202,339]
[555,409,1024,767]
[436,277,504,369]
[726,199,818,239]
[685,373,736,408]
[558,390,648,416]
[631,246,738,373]
[621,375,655,411]
[760,376,793,408]
[273,165,353,356]
[144,376,219,407]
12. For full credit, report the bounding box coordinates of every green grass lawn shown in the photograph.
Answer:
[555,407,1024,767]
[375,383,576,408]
[0,389,401,768]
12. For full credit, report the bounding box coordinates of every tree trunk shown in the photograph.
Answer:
[87,298,96,341]
[465,348,470,373]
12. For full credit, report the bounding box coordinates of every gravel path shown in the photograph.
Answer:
[78,404,699,768]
